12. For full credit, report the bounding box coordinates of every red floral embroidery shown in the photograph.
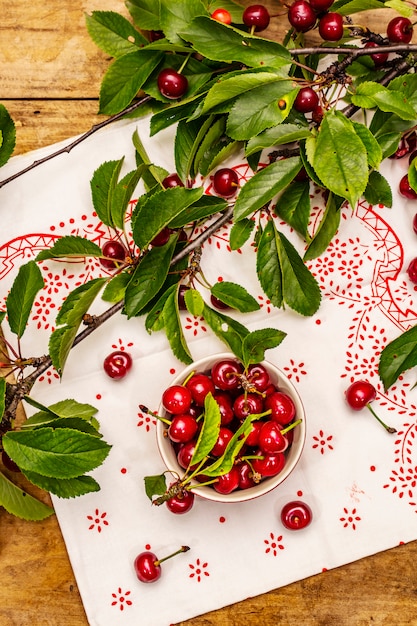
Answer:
[37,368,60,385]
[312,430,334,455]
[137,410,156,432]
[264,532,284,556]
[188,558,210,582]
[257,294,272,314]
[111,588,133,611]
[87,509,109,533]
[111,338,134,352]
[282,359,307,382]
[31,293,56,330]
[340,507,361,530]
[184,316,207,336]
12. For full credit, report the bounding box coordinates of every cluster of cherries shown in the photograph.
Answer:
[160,358,301,499]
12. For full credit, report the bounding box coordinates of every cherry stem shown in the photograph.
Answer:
[280,418,302,435]
[154,545,190,567]
[366,404,396,434]
[178,53,191,74]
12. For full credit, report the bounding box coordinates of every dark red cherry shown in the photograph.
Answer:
[399,174,417,200]
[213,466,240,494]
[309,0,334,12]
[264,391,296,425]
[168,414,199,443]
[212,168,239,198]
[281,500,313,530]
[134,551,161,583]
[294,87,319,113]
[157,68,188,99]
[165,488,195,514]
[211,359,243,391]
[162,385,192,414]
[162,173,184,188]
[242,5,271,32]
[213,391,235,425]
[363,41,389,67]
[103,351,133,380]
[258,421,289,454]
[177,284,190,311]
[287,0,316,33]
[233,393,264,419]
[150,227,172,247]
[407,257,417,284]
[247,363,270,392]
[210,294,231,310]
[185,373,215,406]
[211,427,234,456]
[318,12,344,41]
[237,461,257,489]
[252,451,286,477]
[1,451,21,472]
[387,16,413,44]
[100,240,127,270]
[245,420,263,447]
[177,441,198,470]
[345,380,376,410]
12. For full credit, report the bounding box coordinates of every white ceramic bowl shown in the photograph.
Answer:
[156,353,306,503]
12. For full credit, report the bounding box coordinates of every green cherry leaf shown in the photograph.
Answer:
[200,414,253,477]
[144,473,168,501]
[125,233,178,317]
[256,220,283,309]
[211,281,260,312]
[242,328,287,369]
[378,325,417,391]
[0,471,53,521]
[160,0,208,45]
[229,218,255,250]
[303,192,343,261]
[308,110,368,208]
[201,303,248,360]
[184,288,205,316]
[364,170,393,207]
[189,393,221,467]
[36,236,103,261]
[245,122,311,157]
[2,428,111,480]
[0,104,16,167]
[85,11,147,58]
[101,272,131,304]
[162,289,193,364]
[234,157,302,221]
[274,180,311,239]
[90,158,124,227]
[6,261,44,338]
[20,471,101,499]
[55,278,107,327]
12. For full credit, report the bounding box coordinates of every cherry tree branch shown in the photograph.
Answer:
[0,96,152,189]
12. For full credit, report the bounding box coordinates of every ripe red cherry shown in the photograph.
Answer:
[265,391,296,425]
[245,420,263,447]
[294,87,319,113]
[2,451,21,472]
[243,5,271,32]
[162,384,192,414]
[177,284,190,310]
[345,380,376,409]
[213,466,240,494]
[185,373,215,406]
[247,363,270,392]
[177,441,198,470]
[211,8,232,24]
[211,427,234,456]
[407,257,417,284]
[162,173,184,188]
[387,16,413,44]
[363,41,389,67]
[318,12,344,41]
[134,546,189,582]
[413,213,417,234]
[212,168,239,198]
[237,461,257,489]
[210,294,231,310]
[233,393,264,419]
[214,391,235,425]
[165,488,195,514]
[252,451,286,477]
[103,351,133,379]
[211,359,243,391]
[309,0,334,12]
[399,174,417,200]
[100,240,127,270]
[157,68,188,99]
[150,226,172,246]
[391,133,417,159]
[345,380,396,433]
[287,0,316,33]
[258,421,289,454]
[281,500,313,530]
[168,414,199,443]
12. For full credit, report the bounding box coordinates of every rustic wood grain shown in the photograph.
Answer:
[1,2,416,625]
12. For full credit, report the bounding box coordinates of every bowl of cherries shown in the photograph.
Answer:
[152,353,306,506]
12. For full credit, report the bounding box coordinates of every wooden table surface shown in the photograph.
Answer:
[1,2,417,625]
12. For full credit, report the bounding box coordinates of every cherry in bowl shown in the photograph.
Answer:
[156,353,306,503]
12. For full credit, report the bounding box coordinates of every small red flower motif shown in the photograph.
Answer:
[111,588,133,611]
[111,338,134,352]
[37,368,60,385]
[87,509,109,533]
[137,410,156,432]
[312,430,334,455]
[184,316,207,336]
[264,532,285,556]
[339,507,361,530]
[283,359,307,382]
[44,267,74,294]
[188,558,210,582]
[257,294,272,314]
[32,294,56,329]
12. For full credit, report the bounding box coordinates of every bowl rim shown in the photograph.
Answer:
[156,352,306,503]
